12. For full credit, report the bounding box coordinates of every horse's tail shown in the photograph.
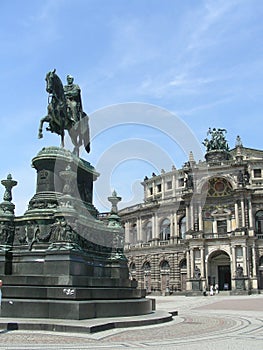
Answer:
[84,137,90,153]
[80,113,90,153]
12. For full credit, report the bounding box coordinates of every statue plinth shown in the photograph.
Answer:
[0,147,152,320]
[205,150,230,163]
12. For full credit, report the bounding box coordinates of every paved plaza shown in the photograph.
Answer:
[0,293,263,349]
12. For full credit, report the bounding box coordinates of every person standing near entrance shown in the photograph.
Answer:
[203,285,207,296]
[210,285,214,296]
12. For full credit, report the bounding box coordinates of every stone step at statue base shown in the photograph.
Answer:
[2,285,145,300]
[1,298,153,320]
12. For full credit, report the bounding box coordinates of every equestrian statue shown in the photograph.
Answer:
[38,69,90,156]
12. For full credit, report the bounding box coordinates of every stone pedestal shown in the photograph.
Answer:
[191,279,201,291]
[234,278,245,290]
[0,147,152,319]
[205,150,230,163]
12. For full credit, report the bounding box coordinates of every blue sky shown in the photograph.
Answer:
[0,0,263,215]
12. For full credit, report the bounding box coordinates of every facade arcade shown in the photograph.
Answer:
[119,130,263,294]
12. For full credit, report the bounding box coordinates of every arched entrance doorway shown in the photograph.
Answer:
[160,260,170,295]
[129,262,137,281]
[208,250,231,291]
[179,258,187,291]
[143,261,151,294]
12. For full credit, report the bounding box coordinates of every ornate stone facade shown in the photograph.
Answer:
[120,132,263,295]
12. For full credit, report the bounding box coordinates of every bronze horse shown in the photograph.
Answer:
[38,69,90,156]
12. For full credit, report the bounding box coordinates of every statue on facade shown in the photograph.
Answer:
[237,170,244,186]
[203,128,230,152]
[194,265,201,279]
[236,264,244,278]
[38,69,90,156]
[184,172,194,189]
[235,135,243,147]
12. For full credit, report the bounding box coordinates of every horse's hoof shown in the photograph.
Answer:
[38,133,43,139]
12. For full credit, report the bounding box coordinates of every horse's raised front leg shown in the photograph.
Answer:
[38,115,50,139]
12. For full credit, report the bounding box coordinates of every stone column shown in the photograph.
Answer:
[248,197,253,228]
[190,203,194,230]
[235,202,239,229]
[169,213,174,242]
[241,199,245,227]
[243,245,248,276]
[227,217,232,232]
[252,244,257,278]
[154,213,159,241]
[186,250,191,279]
[173,212,178,237]
[152,214,157,240]
[137,217,142,242]
[172,173,176,197]
[152,180,155,199]
[162,177,165,200]
[190,249,194,278]
[185,205,189,231]
[200,247,205,278]
[124,221,130,243]
[231,245,236,278]
[212,220,217,234]
[198,204,203,231]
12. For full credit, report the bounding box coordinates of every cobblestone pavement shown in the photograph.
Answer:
[0,294,263,349]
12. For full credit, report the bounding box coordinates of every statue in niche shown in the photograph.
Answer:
[244,169,250,184]
[194,265,201,279]
[236,264,244,278]
[237,170,244,186]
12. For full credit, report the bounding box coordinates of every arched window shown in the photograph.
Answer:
[130,262,136,270]
[160,218,170,240]
[179,258,187,269]
[255,211,263,235]
[179,216,186,239]
[143,261,151,273]
[129,262,136,280]
[131,223,137,244]
[160,260,170,272]
[143,221,152,242]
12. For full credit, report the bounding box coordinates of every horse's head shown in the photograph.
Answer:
[45,69,65,101]
[46,69,58,94]
[46,70,55,93]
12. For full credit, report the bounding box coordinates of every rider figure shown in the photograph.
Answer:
[64,75,83,125]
